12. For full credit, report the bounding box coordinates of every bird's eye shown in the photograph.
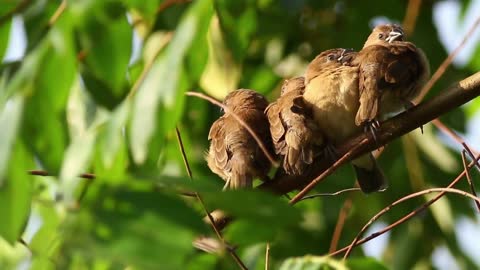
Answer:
[378,33,384,39]
[327,54,335,61]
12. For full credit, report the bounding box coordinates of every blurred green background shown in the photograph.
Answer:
[0,0,479,269]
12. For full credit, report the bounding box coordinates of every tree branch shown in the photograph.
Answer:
[208,71,480,229]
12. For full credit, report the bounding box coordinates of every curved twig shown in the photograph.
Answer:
[329,152,480,257]
[298,188,361,201]
[342,187,480,258]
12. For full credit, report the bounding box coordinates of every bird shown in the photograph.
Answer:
[303,48,387,193]
[206,89,273,190]
[265,77,321,175]
[353,24,430,131]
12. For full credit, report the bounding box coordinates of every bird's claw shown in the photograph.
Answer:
[364,120,380,144]
[323,143,339,162]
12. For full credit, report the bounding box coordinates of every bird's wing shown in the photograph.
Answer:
[266,101,287,155]
[208,117,229,171]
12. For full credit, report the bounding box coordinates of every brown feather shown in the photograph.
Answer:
[206,89,273,189]
[266,77,320,175]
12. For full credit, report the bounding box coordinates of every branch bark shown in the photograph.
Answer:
[205,71,480,230]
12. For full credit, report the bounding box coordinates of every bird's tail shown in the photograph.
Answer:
[284,129,314,175]
[352,153,387,193]
[229,154,253,189]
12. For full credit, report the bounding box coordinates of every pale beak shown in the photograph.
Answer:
[337,49,346,61]
[386,31,403,43]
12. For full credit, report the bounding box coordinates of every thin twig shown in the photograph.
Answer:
[157,0,192,13]
[342,187,480,259]
[432,119,467,148]
[402,0,422,36]
[0,0,31,26]
[298,188,361,201]
[48,0,67,26]
[175,127,193,178]
[186,91,278,167]
[28,170,95,180]
[462,150,480,211]
[265,242,270,270]
[175,126,248,270]
[288,139,369,204]
[462,142,480,172]
[209,72,480,230]
[415,16,480,102]
[329,153,480,257]
[329,197,353,253]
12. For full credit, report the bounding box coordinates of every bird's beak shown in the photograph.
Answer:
[337,49,346,61]
[386,31,403,43]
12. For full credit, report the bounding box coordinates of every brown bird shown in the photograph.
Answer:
[265,77,321,175]
[353,24,430,130]
[206,89,273,189]
[303,48,387,193]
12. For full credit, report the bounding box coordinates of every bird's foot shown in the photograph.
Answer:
[323,142,339,162]
[364,120,381,144]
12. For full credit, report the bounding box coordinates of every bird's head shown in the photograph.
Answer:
[314,48,348,66]
[280,77,305,96]
[223,89,269,112]
[363,24,405,48]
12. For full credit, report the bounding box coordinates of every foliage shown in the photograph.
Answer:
[0,0,479,269]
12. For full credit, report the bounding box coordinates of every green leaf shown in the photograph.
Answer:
[29,204,61,257]
[0,18,11,62]
[59,125,98,206]
[279,256,348,270]
[21,16,76,174]
[412,124,458,173]
[224,220,278,245]
[201,189,301,225]
[63,189,208,270]
[122,0,162,28]
[346,257,388,270]
[93,101,131,183]
[199,15,241,99]
[0,95,23,184]
[130,0,214,164]
[77,2,132,109]
[214,0,257,61]
[0,138,34,244]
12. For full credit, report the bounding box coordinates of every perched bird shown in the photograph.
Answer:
[206,89,273,189]
[265,77,321,175]
[303,48,387,193]
[353,24,430,129]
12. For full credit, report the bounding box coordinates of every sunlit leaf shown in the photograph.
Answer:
[346,257,388,270]
[201,189,301,225]
[21,16,76,174]
[0,139,34,244]
[59,126,98,206]
[0,18,11,62]
[76,1,132,109]
[199,15,241,99]
[214,0,257,61]
[63,189,208,269]
[92,101,131,182]
[0,95,23,184]
[130,0,213,164]
[412,124,458,173]
[279,256,348,270]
